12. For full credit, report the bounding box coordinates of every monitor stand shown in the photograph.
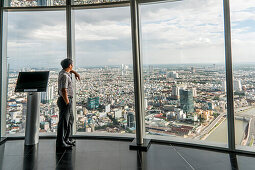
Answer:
[25,92,40,146]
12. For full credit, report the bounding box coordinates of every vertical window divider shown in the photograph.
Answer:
[66,0,77,135]
[224,0,235,151]
[0,0,3,138]
[130,0,149,149]
[0,0,8,138]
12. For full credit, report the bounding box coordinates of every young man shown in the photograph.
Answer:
[56,58,80,148]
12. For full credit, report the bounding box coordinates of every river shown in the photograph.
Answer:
[205,119,248,144]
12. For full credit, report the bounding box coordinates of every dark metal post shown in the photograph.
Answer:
[0,0,6,138]
[0,0,3,138]
[224,0,235,151]
[66,0,76,134]
[129,0,150,151]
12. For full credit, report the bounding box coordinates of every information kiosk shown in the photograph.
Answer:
[15,71,49,145]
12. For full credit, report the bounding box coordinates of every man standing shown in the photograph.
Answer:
[56,58,80,148]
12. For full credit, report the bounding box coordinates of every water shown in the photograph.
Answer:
[205,119,248,145]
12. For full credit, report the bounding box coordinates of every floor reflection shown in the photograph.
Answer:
[137,150,146,170]
[23,144,38,170]
[229,152,239,170]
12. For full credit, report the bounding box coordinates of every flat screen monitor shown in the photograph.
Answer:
[15,71,50,92]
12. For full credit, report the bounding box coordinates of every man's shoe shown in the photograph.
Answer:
[66,139,76,146]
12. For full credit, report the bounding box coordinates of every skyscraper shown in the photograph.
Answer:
[41,86,54,104]
[180,89,194,113]
[167,71,179,79]
[127,112,135,128]
[87,97,100,110]
[172,85,180,99]
[233,80,242,91]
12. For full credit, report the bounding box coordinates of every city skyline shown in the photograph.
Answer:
[6,62,255,147]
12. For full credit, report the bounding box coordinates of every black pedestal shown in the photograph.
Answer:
[129,139,151,152]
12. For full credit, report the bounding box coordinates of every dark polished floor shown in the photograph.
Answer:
[1,139,255,170]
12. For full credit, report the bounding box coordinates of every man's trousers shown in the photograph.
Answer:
[56,97,74,145]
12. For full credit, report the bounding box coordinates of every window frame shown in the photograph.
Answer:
[0,0,249,154]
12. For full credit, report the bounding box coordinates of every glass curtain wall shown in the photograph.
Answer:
[74,7,135,134]
[2,0,255,153]
[73,0,127,5]
[140,0,227,146]
[4,10,66,136]
[4,0,66,7]
[230,0,255,151]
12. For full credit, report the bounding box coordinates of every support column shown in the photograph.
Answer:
[0,0,7,139]
[129,0,150,152]
[224,0,235,151]
[66,0,77,135]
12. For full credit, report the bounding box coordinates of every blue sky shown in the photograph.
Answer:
[5,0,255,70]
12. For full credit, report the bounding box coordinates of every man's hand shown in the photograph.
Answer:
[62,88,69,105]
[70,70,81,81]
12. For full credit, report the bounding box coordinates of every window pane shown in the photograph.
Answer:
[72,0,127,5]
[140,0,227,146]
[231,0,255,151]
[5,0,66,7]
[74,7,135,135]
[5,11,66,136]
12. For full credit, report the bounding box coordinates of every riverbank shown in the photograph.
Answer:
[205,119,248,144]
[201,116,226,140]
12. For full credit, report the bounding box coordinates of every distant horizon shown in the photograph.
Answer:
[8,62,255,72]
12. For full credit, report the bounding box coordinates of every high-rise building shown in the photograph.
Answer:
[47,0,54,6]
[105,104,110,113]
[41,86,54,104]
[192,88,197,97]
[114,109,122,119]
[167,71,179,79]
[127,112,135,128]
[234,80,242,91]
[87,97,100,110]
[172,85,180,99]
[191,67,196,73]
[221,81,226,92]
[149,65,154,73]
[180,89,194,113]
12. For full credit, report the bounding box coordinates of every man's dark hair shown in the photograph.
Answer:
[61,59,73,69]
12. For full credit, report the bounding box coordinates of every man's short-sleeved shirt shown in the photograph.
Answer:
[58,69,73,98]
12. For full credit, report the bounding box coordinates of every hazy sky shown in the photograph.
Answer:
[5,0,255,69]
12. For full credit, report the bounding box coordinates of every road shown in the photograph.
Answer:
[194,113,225,139]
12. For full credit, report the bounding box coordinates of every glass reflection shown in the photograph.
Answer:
[23,145,39,170]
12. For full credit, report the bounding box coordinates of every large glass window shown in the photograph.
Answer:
[230,0,255,150]
[5,11,66,136]
[5,0,66,7]
[74,7,135,134]
[72,0,127,5]
[140,0,227,146]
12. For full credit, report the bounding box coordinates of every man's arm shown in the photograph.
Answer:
[70,70,81,81]
[61,88,69,105]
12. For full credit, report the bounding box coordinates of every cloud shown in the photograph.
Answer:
[5,0,255,69]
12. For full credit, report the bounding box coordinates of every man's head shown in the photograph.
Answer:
[61,59,73,70]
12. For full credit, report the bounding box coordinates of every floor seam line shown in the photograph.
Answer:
[170,144,196,170]
[56,150,66,167]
